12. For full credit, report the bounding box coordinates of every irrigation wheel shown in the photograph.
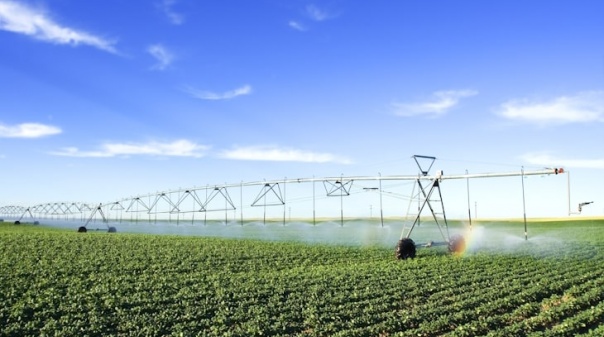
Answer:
[77,226,87,233]
[396,238,416,260]
[448,235,466,254]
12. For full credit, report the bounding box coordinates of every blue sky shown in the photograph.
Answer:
[1,0,603,219]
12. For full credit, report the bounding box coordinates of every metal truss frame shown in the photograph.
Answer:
[203,186,236,213]
[126,197,151,213]
[251,183,285,207]
[174,190,206,213]
[2,155,566,238]
[0,205,27,216]
[2,202,92,223]
[323,179,353,197]
[148,193,180,214]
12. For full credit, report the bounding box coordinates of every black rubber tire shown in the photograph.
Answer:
[14,220,21,225]
[77,226,88,233]
[448,235,466,254]
[107,227,117,233]
[396,238,416,260]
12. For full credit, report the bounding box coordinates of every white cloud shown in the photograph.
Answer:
[0,122,61,138]
[0,0,117,53]
[392,89,478,118]
[288,20,307,32]
[184,85,252,100]
[289,5,336,32]
[219,145,352,164]
[50,140,209,158]
[147,44,174,70]
[498,91,604,125]
[157,0,184,25]
[50,146,110,158]
[520,152,604,170]
[306,4,330,21]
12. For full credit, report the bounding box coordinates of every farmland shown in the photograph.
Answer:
[1,220,604,336]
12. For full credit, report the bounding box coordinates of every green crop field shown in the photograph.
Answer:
[1,220,603,336]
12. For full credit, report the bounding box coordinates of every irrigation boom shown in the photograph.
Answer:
[1,156,564,242]
[177,167,562,190]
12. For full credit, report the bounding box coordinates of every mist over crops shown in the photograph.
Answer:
[38,218,470,247]
[35,217,603,258]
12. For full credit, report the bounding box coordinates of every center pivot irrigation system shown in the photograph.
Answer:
[1,155,565,258]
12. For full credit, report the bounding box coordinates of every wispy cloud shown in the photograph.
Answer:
[289,4,337,31]
[157,0,184,25]
[498,91,604,126]
[306,4,331,21]
[184,85,252,100]
[520,152,604,170]
[0,0,117,53]
[219,145,352,164]
[392,89,478,118]
[147,44,174,70]
[50,140,209,158]
[0,122,61,138]
[288,20,307,32]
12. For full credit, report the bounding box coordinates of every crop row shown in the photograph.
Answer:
[1,223,604,336]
